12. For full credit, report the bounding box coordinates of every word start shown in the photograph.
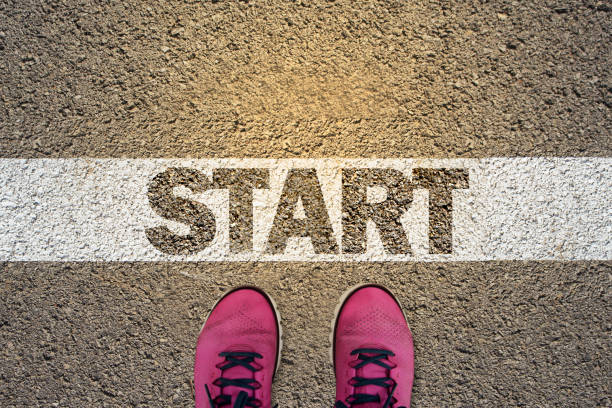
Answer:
[146,167,469,256]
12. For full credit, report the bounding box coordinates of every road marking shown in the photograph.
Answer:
[0,158,610,261]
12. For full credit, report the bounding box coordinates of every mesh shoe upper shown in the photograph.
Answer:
[333,286,414,408]
[194,288,279,408]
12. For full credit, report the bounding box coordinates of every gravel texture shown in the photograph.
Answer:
[0,0,611,407]
[0,0,611,158]
[1,262,611,407]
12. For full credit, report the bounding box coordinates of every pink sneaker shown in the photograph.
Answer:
[194,287,281,408]
[332,285,414,408]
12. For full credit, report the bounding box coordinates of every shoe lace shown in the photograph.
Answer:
[205,351,263,408]
[334,348,406,408]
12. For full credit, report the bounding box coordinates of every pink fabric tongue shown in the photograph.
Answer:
[221,362,256,404]
[356,355,390,408]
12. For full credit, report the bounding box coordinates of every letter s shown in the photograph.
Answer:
[145,167,216,255]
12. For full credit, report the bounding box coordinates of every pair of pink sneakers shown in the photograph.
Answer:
[194,285,414,408]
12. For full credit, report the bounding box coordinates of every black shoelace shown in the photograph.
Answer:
[205,351,263,408]
[334,348,406,408]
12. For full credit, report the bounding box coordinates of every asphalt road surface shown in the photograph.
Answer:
[1,1,611,407]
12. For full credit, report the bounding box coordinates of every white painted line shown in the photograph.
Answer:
[0,158,610,261]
